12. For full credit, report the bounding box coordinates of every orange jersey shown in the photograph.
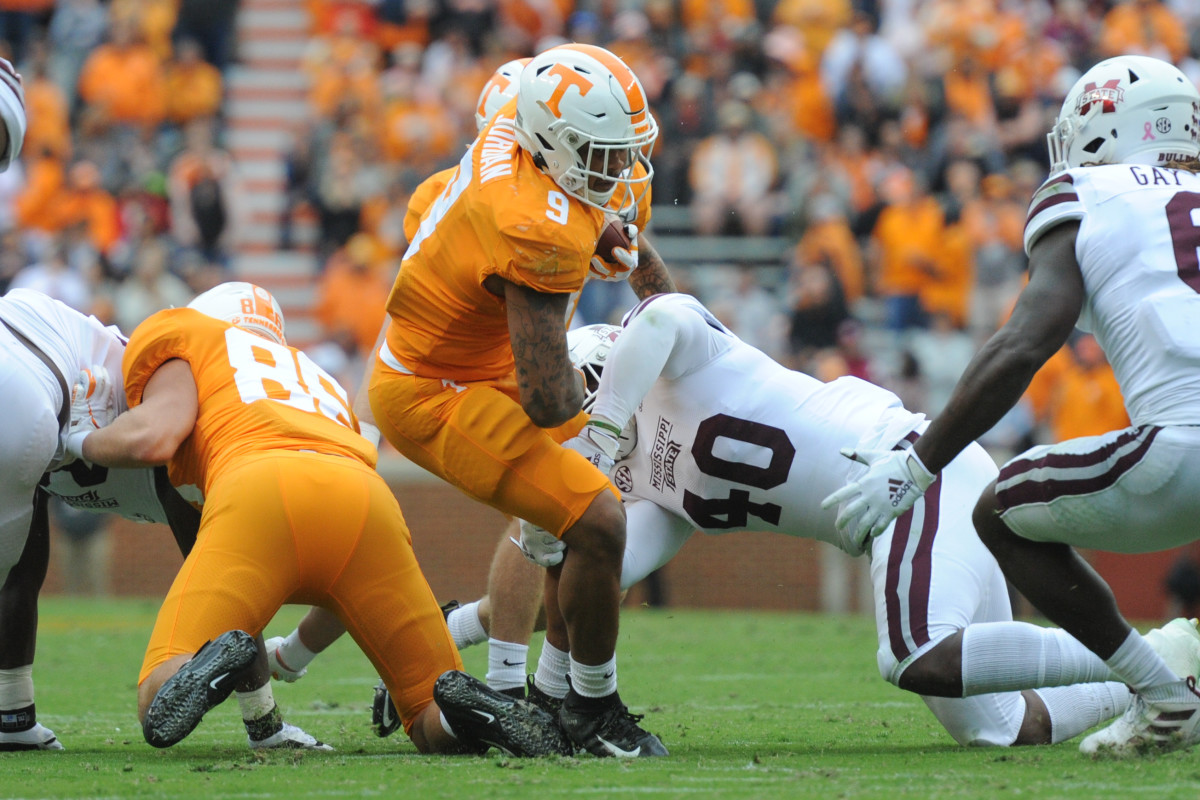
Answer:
[403,160,653,247]
[384,100,605,381]
[123,308,375,500]
[403,167,452,243]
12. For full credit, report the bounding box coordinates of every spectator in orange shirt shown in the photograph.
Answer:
[14,146,64,237]
[868,168,944,332]
[168,117,237,265]
[55,159,119,257]
[77,16,167,132]
[1099,0,1188,64]
[1048,333,1131,443]
[164,37,223,127]
[314,232,390,359]
[796,193,864,304]
[21,48,71,162]
[689,100,779,236]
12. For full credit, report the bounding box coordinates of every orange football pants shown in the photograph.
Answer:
[139,450,461,734]
[368,361,615,536]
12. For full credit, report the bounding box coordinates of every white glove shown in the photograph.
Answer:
[64,366,116,463]
[563,421,620,477]
[820,447,937,550]
[512,519,566,567]
[589,223,639,282]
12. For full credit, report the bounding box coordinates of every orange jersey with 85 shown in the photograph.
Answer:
[123,308,375,501]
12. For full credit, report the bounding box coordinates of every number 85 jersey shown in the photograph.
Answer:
[122,308,374,499]
[606,295,927,555]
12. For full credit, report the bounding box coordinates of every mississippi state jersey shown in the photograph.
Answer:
[0,288,127,418]
[43,461,167,523]
[597,294,925,555]
[123,308,373,499]
[385,98,610,381]
[1025,164,1200,425]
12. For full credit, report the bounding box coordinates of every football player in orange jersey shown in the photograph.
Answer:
[266,50,657,710]
[363,43,673,757]
[66,282,572,756]
[263,46,674,758]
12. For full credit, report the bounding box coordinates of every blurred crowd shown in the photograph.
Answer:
[0,0,1197,469]
[294,0,1198,458]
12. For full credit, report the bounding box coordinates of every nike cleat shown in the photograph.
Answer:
[371,679,401,738]
[0,722,63,751]
[249,721,333,751]
[558,689,668,758]
[143,630,258,748]
[526,675,564,716]
[434,670,572,757]
[440,599,461,621]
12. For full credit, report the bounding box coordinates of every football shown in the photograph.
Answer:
[595,218,632,261]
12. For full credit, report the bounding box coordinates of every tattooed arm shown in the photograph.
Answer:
[490,276,583,428]
[627,231,676,300]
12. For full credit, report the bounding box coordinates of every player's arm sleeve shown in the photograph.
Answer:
[494,221,590,295]
[620,498,693,591]
[592,294,715,426]
[0,56,24,171]
[122,310,192,408]
[1023,172,1085,255]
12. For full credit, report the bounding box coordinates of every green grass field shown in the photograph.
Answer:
[6,598,1200,799]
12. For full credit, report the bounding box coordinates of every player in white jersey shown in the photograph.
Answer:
[517,292,1151,747]
[823,55,1200,755]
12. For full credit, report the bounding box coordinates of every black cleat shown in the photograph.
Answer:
[558,689,668,758]
[143,630,258,748]
[434,670,573,757]
[439,600,461,621]
[371,680,402,738]
[526,675,564,717]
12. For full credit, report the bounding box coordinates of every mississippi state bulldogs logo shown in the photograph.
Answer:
[1076,79,1123,115]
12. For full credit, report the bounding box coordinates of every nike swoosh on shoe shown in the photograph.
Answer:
[596,735,641,757]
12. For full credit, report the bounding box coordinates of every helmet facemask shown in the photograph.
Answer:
[515,44,658,218]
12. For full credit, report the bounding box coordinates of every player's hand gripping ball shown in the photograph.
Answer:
[589,218,639,282]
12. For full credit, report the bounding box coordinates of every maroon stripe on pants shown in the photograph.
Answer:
[885,477,941,662]
[996,427,1159,510]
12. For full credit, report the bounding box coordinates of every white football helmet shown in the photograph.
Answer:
[515,43,657,217]
[1048,55,1200,174]
[188,281,286,345]
[567,323,636,459]
[475,57,530,132]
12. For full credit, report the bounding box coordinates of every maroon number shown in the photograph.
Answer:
[682,413,795,530]
[1167,191,1200,292]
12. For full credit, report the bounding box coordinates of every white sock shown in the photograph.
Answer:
[486,639,527,692]
[1035,682,1131,744]
[447,601,488,650]
[534,641,570,699]
[276,629,317,672]
[236,684,276,722]
[961,622,1114,695]
[569,655,617,699]
[1106,628,1179,691]
[0,666,34,708]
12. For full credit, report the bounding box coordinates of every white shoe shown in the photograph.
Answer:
[1080,678,1200,756]
[1143,618,1200,680]
[0,722,64,751]
[265,636,307,682]
[249,722,333,751]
